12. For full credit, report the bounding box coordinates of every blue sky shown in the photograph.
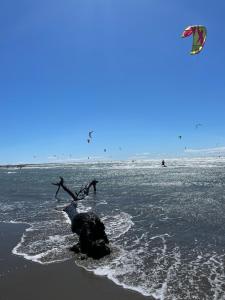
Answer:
[1,0,225,163]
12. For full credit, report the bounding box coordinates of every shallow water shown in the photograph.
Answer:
[1,158,225,299]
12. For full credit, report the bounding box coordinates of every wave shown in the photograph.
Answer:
[102,212,134,240]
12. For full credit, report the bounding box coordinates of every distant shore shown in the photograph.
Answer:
[1,156,225,169]
[0,222,148,300]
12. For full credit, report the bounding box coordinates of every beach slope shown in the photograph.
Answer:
[0,223,148,300]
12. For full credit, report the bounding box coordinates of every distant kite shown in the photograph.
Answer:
[195,123,202,129]
[178,136,182,139]
[104,149,106,152]
[182,25,207,55]
[88,131,93,139]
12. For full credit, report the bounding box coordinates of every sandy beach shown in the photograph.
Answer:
[0,222,148,300]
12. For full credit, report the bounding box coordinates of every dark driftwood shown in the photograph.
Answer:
[64,201,110,259]
[52,177,110,259]
[52,177,98,201]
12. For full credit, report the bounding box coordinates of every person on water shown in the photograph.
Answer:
[161,160,167,167]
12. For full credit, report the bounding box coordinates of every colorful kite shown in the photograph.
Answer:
[182,25,207,55]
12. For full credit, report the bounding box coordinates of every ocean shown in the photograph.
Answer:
[1,158,225,300]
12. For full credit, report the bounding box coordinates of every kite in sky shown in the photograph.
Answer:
[88,131,94,139]
[182,25,207,55]
[195,123,203,129]
[178,135,182,139]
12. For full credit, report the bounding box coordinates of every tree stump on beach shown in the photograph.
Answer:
[53,178,110,259]
[66,204,110,259]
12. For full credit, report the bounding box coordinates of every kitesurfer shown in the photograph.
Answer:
[162,160,167,167]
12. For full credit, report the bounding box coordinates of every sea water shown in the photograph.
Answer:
[1,158,225,299]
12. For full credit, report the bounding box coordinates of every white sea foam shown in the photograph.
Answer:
[0,204,16,212]
[62,211,71,225]
[152,248,181,300]
[12,229,75,264]
[76,203,92,213]
[2,220,30,226]
[102,212,134,240]
[10,210,75,264]
[76,247,151,297]
[12,234,53,264]
[13,241,69,264]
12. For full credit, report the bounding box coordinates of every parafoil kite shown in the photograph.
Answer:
[88,131,93,139]
[182,25,207,55]
[195,123,202,129]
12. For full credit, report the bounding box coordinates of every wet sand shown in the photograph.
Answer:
[0,222,149,300]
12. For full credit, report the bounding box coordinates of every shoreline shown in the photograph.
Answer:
[0,222,150,300]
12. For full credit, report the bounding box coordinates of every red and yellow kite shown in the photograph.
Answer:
[182,25,207,55]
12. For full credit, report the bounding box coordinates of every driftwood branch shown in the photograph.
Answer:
[52,178,110,259]
[52,177,98,201]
